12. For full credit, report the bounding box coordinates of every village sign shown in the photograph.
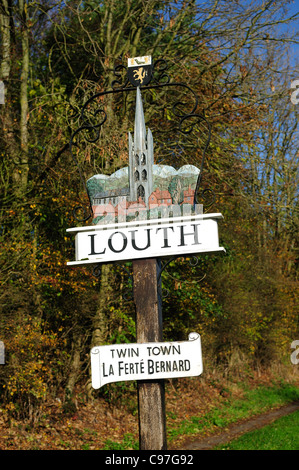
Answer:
[66,56,225,449]
[67,58,224,268]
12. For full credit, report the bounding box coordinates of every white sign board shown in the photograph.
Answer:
[67,213,225,266]
[128,56,152,67]
[90,332,203,389]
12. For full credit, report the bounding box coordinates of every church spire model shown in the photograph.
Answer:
[128,87,153,208]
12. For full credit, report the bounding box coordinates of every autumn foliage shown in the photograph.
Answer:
[0,0,298,426]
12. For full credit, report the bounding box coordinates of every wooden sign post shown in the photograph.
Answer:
[67,56,224,451]
[127,70,166,450]
[133,258,166,449]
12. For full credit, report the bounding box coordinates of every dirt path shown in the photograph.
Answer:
[176,401,299,450]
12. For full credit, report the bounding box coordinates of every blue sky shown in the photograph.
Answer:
[277,1,299,66]
[194,0,299,69]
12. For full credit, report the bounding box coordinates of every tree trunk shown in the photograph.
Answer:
[15,0,29,193]
[91,263,113,348]
[0,0,11,82]
[66,331,82,397]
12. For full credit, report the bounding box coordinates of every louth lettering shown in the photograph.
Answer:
[68,213,224,267]
[88,224,200,256]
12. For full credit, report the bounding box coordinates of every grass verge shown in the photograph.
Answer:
[167,381,299,446]
[102,381,299,450]
[216,409,299,450]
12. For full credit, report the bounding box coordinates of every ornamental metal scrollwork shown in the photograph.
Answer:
[68,57,215,292]
[70,59,213,220]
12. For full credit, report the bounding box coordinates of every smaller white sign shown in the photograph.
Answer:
[90,332,203,389]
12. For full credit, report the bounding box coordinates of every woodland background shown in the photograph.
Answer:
[0,0,298,428]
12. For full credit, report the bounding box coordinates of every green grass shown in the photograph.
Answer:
[103,433,139,450]
[102,381,299,450]
[167,382,299,443]
[216,409,299,450]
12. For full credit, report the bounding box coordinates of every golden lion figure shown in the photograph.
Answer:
[133,67,146,84]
